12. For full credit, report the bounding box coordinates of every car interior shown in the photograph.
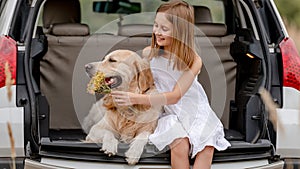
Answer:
[34,0,274,163]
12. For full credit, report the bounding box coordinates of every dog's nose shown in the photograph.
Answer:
[85,63,93,72]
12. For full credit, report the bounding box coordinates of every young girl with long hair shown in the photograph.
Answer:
[111,0,230,168]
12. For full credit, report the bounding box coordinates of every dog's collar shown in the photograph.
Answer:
[142,87,151,94]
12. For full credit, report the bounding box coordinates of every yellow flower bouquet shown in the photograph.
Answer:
[87,72,111,94]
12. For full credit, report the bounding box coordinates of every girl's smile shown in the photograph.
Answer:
[153,12,173,49]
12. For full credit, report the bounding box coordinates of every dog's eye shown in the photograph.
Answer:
[108,58,117,62]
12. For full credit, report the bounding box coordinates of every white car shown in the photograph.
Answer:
[0,0,299,168]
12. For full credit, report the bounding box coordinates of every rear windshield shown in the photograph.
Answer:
[37,0,225,34]
[79,0,225,33]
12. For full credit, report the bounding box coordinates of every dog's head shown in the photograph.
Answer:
[85,49,154,94]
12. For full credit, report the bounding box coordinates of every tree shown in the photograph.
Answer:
[274,0,300,28]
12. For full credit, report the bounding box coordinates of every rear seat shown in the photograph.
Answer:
[194,6,236,128]
[40,0,90,129]
[40,2,236,130]
[109,24,153,54]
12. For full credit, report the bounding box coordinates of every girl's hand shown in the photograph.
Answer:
[111,91,138,106]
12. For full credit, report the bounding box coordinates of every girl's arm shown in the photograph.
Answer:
[111,55,202,106]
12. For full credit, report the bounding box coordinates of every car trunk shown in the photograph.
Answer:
[25,0,275,165]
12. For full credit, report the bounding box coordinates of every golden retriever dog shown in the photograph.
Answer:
[82,49,161,165]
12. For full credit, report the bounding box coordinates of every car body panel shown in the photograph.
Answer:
[0,86,24,157]
[23,157,282,169]
[276,87,300,158]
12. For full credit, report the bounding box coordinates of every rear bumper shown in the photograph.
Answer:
[247,161,284,169]
[24,158,284,169]
[0,157,24,169]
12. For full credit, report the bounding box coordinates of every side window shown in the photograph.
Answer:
[257,1,284,44]
[0,0,8,33]
[0,0,6,14]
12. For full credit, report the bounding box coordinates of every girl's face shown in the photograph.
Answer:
[153,13,173,49]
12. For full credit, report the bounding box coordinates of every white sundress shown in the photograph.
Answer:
[148,56,231,158]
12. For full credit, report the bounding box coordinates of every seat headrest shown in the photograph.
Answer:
[50,23,90,36]
[118,24,153,37]
[194,6,212,23]
[43,0,81,29]
[195,23,227,37]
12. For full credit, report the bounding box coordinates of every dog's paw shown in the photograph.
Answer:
[125,156,139,165]
[125,133,149,165]
[125,148,142,165]
[101,138,118,156]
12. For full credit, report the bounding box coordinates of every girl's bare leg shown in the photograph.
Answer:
[170,137,190,169]
[193,146,214,169]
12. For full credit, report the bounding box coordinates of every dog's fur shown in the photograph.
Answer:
[82,50,161,165]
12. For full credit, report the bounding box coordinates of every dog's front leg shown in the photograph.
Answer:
[101,130,119,156]
[125,131,150,165]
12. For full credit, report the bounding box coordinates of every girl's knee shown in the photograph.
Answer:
[204,146,214,154]
[170,138,190,156]
[197,146,214,158]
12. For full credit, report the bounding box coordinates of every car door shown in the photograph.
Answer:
[229,0,273,143]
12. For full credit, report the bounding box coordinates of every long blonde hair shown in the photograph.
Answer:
[149,0,196,70]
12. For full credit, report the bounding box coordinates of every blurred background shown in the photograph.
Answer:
[275,0,300,52]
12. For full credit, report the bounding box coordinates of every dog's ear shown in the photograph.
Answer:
[134,60,154,94]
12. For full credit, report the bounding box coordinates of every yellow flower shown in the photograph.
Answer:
[87,72,111,94]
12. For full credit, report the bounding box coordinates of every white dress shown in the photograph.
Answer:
[148,56,231,158]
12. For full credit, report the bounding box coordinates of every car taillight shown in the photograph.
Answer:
[279,37,300,91]
[0,35,17,88]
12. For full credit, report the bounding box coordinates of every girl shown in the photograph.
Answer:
[111,0,230,168]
